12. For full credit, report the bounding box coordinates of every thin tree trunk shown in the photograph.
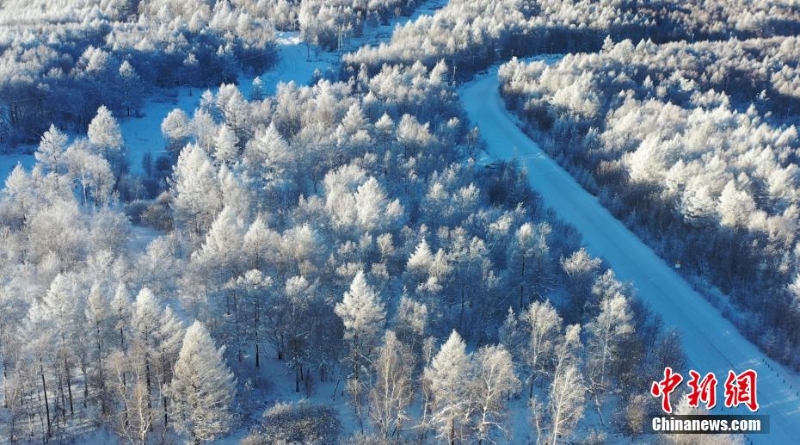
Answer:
[96,320,104,392]
[530,375,535,399]
[459,291,465,332]
[59,373,66,422]
[64,356,73,416]
[595,393,605,427]
[145,359,152,409]
[2,364,7,408]
[520,256,526,309]
[552,409,560,445]
[82,366,88,408]
[41,367,51,438]
[332,377,340,401]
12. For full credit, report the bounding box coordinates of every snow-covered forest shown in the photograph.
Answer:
[499,34,800,370]
[0,0,798,443]
[0,0,427,144]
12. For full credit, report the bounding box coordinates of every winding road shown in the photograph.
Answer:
[460,71,800,444]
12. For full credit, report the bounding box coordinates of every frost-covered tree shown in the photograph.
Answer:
[369,330,416,440]
[111,285,184,438]
[335,270,386,426]
[155,305,185,425]
[393,295,428,351]
[335,270,386,356]
[528,321,585,445]
[250,76,264,101]
[192,109,217,152]
[547,363,586,444]
[162,109,192,152]
[214,124,239,165]
[111,282,131,352]
[88,106,123,154]
[171,143,223,235]
[35,125,68,174]
[469,345,520,444]
[717,180,757,228]
[130,287,160,420]
[560,248,602,321]
[169,321,235,443]
[264,274,320,391]
[586,291,633,393]
[247,122,290,173]
[63,142,116,206]
[553,324,583,381]
[323,164,405,234]
[118,60,143,118]
[242,215,279,271]
[26,198,87,269]
[406,238,435,286]
[191,206,245,287]
[85,282,112,414]
[507,222,553,309]
[108,350,152,444]
[231,270,270,369]
[521,300,563,397]
[216,84,250,139]
[27,274,84,422]
[425,330,470,445]
[87,105,126,176]
[218,164,252,219]
[443,227,492,334]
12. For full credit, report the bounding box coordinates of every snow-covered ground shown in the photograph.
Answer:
[121,0,447,177]
[121,32,336,176]
[0,34,335,184]
[460,71,800,445]
[2,0,449,184]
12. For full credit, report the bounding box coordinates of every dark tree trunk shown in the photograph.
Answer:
[65,356,73,416]
[2,364,7,408]
[82,366,88,408]
[41,367,51,438]
[145,359,152,408]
